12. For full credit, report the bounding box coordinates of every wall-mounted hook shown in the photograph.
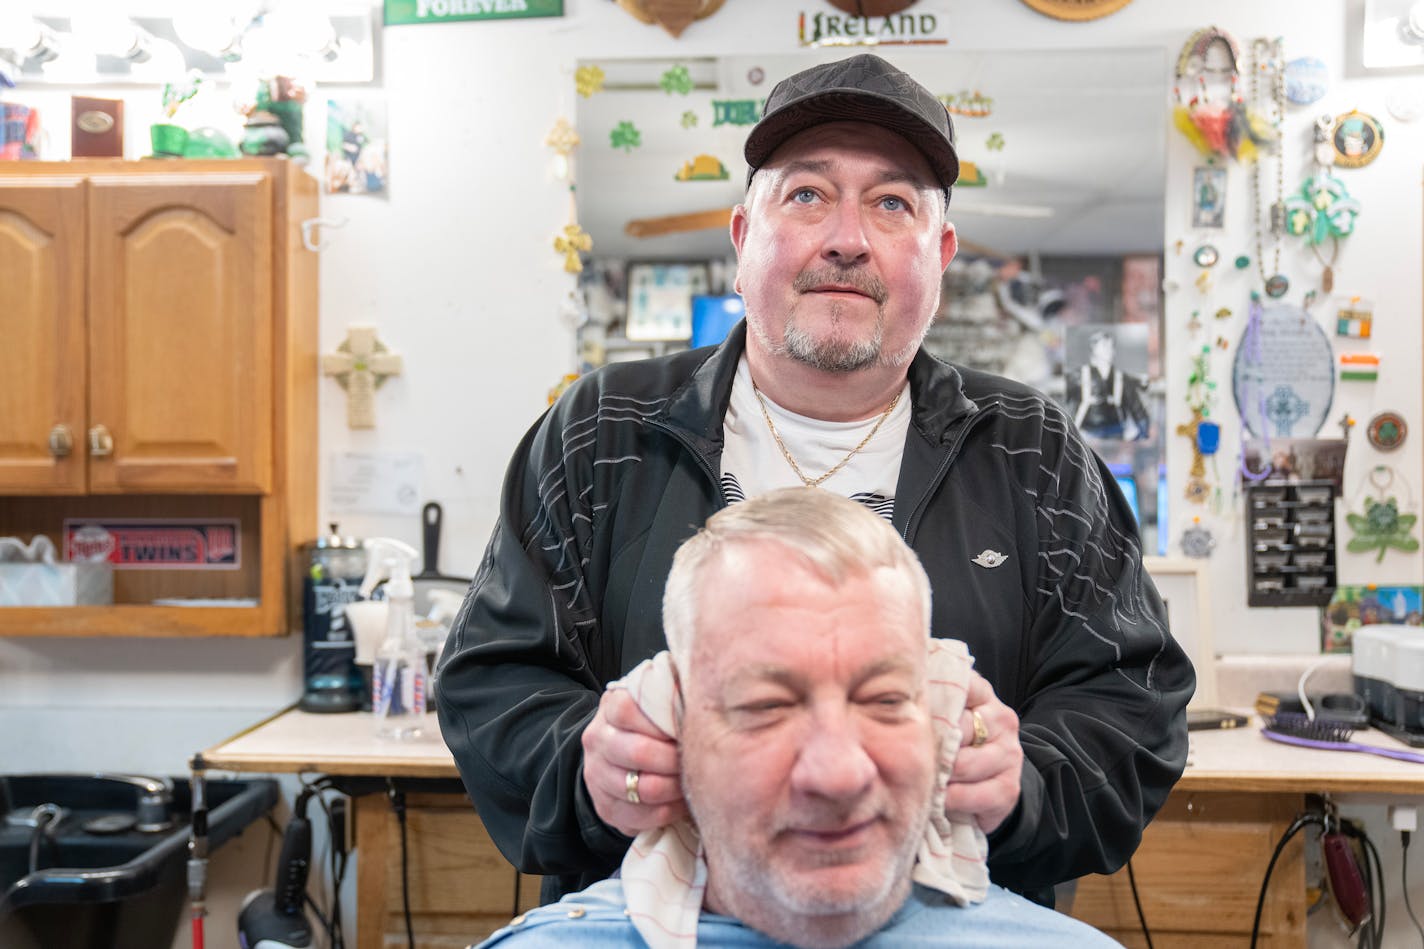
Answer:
[301,215,348,252]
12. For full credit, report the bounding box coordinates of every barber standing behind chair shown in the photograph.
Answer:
[436,53,1194,906]
[476,488,1120,948]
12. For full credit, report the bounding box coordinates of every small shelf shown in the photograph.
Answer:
[1245,479,1337,608]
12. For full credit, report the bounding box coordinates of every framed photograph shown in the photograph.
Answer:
[1144,556,1216,706]
[1063,323,1152,441]
[626,261,711,341]
[1191,166,1226,228]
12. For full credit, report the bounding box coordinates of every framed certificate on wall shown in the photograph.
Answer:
[626,261,710,341]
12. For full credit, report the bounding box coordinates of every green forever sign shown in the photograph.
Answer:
[385,0,563,25]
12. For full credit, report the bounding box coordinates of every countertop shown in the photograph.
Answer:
[197,705,1424,796]
[198,706,458,778]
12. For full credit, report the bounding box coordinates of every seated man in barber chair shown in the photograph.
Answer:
[477,488,1116,948]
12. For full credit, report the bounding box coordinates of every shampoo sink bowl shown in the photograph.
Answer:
[0,773,278,949]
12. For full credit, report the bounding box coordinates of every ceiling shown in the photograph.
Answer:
[575,47,1168,262]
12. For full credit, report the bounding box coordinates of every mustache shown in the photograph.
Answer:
[792,267,887,305]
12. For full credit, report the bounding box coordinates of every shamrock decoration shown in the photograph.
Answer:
[660,64,694,96]
[1346,497,1420,562]
[985,132,1005,152]
[575,64,606,98]
[609,120,642,153]
[680,110,698,130]
[1284,174,1361,245]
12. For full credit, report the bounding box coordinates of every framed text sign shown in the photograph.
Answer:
[384,0,563,26]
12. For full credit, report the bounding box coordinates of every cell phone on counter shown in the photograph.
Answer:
[1187,708,1250,731]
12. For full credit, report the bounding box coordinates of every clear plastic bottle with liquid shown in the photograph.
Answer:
[361,538,426,740]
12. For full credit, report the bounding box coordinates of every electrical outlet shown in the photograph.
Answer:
[1390,804,1418,833]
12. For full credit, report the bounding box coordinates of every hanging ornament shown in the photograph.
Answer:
[1330,110,1385,168]
[1180,518,1217,558]
[1283,174,1361,245]
[547,115,590,273]
[944,91,994,117]
[609,120,642,152]
[1246,37,1289,298]
[1345,466,1419,563]
[614,0,729,39]
[1366,412,1408,451]
[1178,344,1221,506]
[1335,298,1373,338]
[1171,26,1271,162]
[1232,299,1335,439]
[673,153,729,181]
[553,223,592,273]
[1338,352,1379,382]
[544,116,580,181]
[575,64,606,98]
[1192,243,1220,267]
[1283,56,1328,105]
[659,64,695,95]
[1312,114,1336,167]
[1191,165,1226,228]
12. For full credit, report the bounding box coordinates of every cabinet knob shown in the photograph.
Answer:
[48,424,74,459]
[88,424,114,458]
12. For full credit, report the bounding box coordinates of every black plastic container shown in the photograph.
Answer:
[299,525,368,712]
[0,774,278,949]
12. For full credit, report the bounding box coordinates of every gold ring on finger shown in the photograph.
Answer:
[625,769,641,805]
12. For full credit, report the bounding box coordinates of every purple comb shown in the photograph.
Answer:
[1261,714,1424,765]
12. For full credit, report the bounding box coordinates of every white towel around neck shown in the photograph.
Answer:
[607,638,990,949]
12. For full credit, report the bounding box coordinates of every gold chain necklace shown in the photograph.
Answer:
[751,382,901,488]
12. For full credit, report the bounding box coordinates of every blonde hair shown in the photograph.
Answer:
[662,487,932,669]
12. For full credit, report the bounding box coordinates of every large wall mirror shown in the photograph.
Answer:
[574,47,1170,552]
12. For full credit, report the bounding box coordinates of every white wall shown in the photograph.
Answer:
[2,1,1422,946]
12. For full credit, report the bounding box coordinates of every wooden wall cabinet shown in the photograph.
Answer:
[0,159,317,637]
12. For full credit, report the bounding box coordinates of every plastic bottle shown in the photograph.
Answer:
[360,538,426,740]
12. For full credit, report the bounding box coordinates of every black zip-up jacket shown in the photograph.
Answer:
[437,324,1194,902]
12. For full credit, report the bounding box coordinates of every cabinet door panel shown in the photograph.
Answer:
[0,178,87,493]
[88,174,273,493]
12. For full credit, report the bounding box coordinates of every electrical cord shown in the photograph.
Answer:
[303,781,349,949]
[389,781,415,949]
[1251,811,1324,948]
[304,892,332,939]
[1404,830,1424,947]
[1125,858,1154,949]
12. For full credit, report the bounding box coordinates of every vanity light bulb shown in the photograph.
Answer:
[71,13,150,62]
[1406,1,1424,43]
[260,9,337,61]
[551,153,570,181]
[0,10,55,62]
[173,12,244,60]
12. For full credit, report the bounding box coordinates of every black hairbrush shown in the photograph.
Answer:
[1261,713,1424,765]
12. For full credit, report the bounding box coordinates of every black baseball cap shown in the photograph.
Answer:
[744,54,959,192]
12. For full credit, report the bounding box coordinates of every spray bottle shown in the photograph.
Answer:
[360,538,425,740]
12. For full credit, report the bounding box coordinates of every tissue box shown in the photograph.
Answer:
[0,562,114,606]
